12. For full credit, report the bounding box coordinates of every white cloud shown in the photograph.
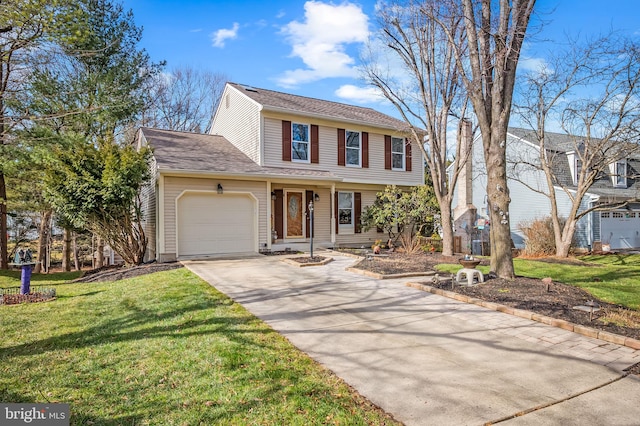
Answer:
[335,84,385,103]
[277,1,369,88]
[189,28,203,33]
[518,56,551,75]
[211,23,240,48]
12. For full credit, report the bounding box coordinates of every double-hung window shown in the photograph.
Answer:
[338,192,354,233]
[612,159,627,187]
[292,123,309,162]
[346,131,361,166]
[391,137,405,170]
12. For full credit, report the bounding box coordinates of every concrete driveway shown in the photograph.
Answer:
[184,253,640,425]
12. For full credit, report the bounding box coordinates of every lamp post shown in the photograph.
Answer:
[308,200,314,259]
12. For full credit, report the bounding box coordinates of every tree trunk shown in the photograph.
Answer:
[72,232,81,271]
[34,210,53,274]
[440,204,454,256]
[485,131,515,279]
[556,219,577,257]
[96,235,104,268]
[0,172,7,269]
[62,227,72,272]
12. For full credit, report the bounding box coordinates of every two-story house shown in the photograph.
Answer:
[453,127,640,252]
[137,82,424,262]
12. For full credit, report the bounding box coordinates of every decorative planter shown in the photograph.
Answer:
[459,259,480,269]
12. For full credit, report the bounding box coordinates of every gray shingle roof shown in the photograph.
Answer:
[140,127,339,180]
[228,82,410,132]
[508,127,583,153]
[507,127,640,198]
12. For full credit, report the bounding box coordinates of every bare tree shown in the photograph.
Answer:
[513,36,640,257]
[143,67,228,133]
[433,0,536,278]
[365,0,472,257]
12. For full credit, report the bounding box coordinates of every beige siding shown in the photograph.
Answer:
[210,86,262,164]
[140,157,157,262]
[263,116,423,186]
[334,188,387,247]
[138,132,157,262]
[162,176,268,255]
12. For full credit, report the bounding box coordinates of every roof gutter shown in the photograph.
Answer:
[157,167,343,182]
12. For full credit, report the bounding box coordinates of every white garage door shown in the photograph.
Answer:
[600,211,640,249]
[177,192,256,257]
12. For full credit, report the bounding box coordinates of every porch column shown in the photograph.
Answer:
[331,184,336,245]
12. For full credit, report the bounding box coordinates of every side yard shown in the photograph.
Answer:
[0,268,400,425]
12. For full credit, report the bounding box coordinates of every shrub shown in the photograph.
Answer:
[518,216,567,256]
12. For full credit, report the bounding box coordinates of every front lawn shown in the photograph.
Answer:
[436,254,640,310]
[0,269,83,288]
[0,268,400,425]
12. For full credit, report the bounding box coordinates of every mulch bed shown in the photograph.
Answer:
[1,291,56,305]
[285,256,328,264]
[350,252,640,341]
[73,262,183,283]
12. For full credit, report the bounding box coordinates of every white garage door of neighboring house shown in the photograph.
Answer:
[600,211,640,249]
[177,192,256,257]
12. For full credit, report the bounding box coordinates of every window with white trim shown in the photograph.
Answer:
[611,159,627,187]
[338,192,354,233]
[292,123,310,162]
[346,131,361,166]
[391,137,405,170]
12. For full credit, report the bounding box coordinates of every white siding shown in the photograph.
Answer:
[162,176,267,257]
[263,116,423,186]
[464,136,592,249]
[210,86,262,164]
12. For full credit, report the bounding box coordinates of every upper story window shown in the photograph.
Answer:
[346,131,361,167]
[611,159,627,188]
[292,123,310,162]
[392,137,405,170]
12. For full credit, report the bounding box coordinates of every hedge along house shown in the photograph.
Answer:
[137,83,424,262]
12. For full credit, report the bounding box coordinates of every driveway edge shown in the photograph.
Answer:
[406,281,640,351]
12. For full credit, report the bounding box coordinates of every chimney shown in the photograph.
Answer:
[457,119,474,209]
[453,118,477,254]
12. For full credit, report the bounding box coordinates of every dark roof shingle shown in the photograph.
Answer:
[140,127,339,180]
[228,82,409,132]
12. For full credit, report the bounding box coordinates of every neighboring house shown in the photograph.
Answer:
[453,127,640,252]
[137,82,423,262]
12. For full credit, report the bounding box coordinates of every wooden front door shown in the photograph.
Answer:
[286,191,304,238]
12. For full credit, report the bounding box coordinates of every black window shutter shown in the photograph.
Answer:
[354,192,362,234]
[274,190,284,240]
[311,125,319,164]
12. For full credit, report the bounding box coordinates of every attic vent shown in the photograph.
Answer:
[225,93,230,109]
[242,85,259,92]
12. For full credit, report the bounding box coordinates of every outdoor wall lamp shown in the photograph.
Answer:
[217,183,223,194]
[271,191,277,200]
[314,193,320,202]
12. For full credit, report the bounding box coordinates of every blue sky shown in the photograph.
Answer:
[121,0,640,118]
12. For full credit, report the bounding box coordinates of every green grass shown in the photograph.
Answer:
[0,270,83,288]
[0,269,400,425]
[436,254,640,310]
